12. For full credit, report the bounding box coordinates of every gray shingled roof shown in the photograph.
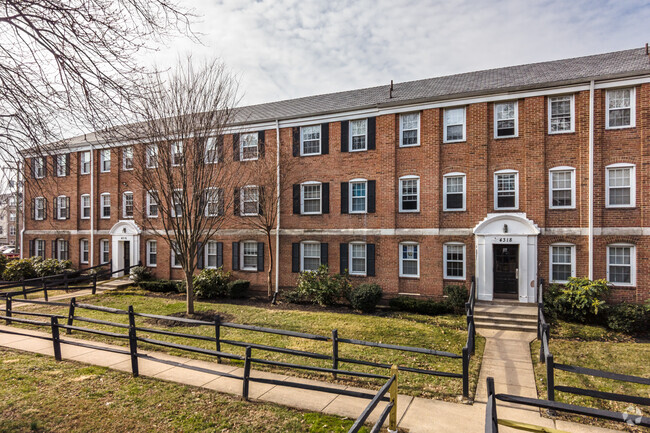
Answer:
[231,47,650,124]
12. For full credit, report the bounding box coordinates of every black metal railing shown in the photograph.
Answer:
[462,275,477,398]
[347,366,398,433]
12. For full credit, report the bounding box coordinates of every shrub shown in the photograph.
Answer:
[130,266,153,284]
[33,258,73,277]
[286,265,352,306]
[544,277,610,323]
[2,258,37,281]
[349,283,383,313]
[193,268,232,299]
[227,279,250,299]
[444,285,467,314]
[0,254,8,275]
[606,303,649,335]
[389,296,451,316]
[137,279,180,293]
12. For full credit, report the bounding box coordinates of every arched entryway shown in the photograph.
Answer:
[109,220,142,276]
[473,213,540,303]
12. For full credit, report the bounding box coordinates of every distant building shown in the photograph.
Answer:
[0,193,20,247]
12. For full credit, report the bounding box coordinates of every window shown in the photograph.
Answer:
[606,88,635,129]
[443,173,465,211]
[494,170,518,210]
[301,242,321,272]
[205,137,220,164]
[100,239,110,264]
[34,157,44,178]
[204,188,222,217]
[349,243,367,276]
[57,239,69,261]
[123,146,134,170]
[400,113,420,147]
[80,239,89,264]
[240,133,259,161]
[100,193,110,219]
[171,141,183,166]
[549,244,575,283]
[100,149,111,172]
[80,151,91,174]
[301,125,321,156]
[171,242,182,268]
[56,154,67,177]
[35,239,45,258]
[301,182,322,214]
[494,101,518,138]
[399,175,419,212]
[607,244,635,286]
[146,240,157,267]
[34,197,45,220]
[9,226,15,236]
[56,196,69,220]
[399,243,419,277]
[443,107,466,142]
[241,241,258,271]
[241,186,259,216]
[606,164,635,208]
[349,119,367,151]
[349,180,367,213]
[146,191,158,218]
[548,95,574,133]
[171,189,183,217]
[9,197,15,206]
[146,144,158,168]
[549,167,575,209]
[9,212,15,222]
[123,192,133,218]
[205,241,218,268]
[81,194,91,219]
[443,243,465,280]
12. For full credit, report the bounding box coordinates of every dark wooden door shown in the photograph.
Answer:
[123,241,130,271]
[493,244,518,296]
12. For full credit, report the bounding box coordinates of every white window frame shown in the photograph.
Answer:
[399,113,420,147]
[100,239,110,264]
[548,95,575,134]
[494,101,518,138]
[171,242,182,268]
[300,125,321,156]
[205,137,220,164]
[349,179,368,214]
[57,239,68,261]
[443,107,466,143]
[398,175,420,213]
[100,193,110,219]
[205,187,222,217]
[606,243,635,286]
[146,190,158,218]
[494,169,519,210]
[171,189,183,218]
[605,163,635,208]
[240,185,260,216]
[171,141,183,166]
[80,239,89,264]
[80,194,91,219]
[100,149,111,172]
[34,157,45,179]
[56,154,67,177]
[240,133,259,161]
[56,195,68,220]
[349,119,368,152]
[146,240,157,267]
[80,151,91,175]
[146,144,158,168]
[443,172,466,212]
[605,88,636,130]
[34,197,45,220]
[443,242,466,280]
[35,239,45,258]
[300,181,322,215]
[9,212,15,222]
[122,191,134,219]
[549,167,576,209]
[205,241,218,269]
[399,242,420,278]
[240,241,258,271]
[123,146,134,170]
[349,242,367,276]
[300,241,321,272]
[549,243,576,284]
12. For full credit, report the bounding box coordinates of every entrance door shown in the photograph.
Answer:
[493,244,518,297]
[123,241,131,271]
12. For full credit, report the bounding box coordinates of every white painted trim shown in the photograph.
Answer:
[239,132,260,161]
[99,149,111,173]
[300,181,322,215]
[398,241,420,278]
[80,151,91,175]
[606,243,636,287]
[443,107,466,143]
[399,112,420,147]
[146,190,159,218]
[240,185,260,216]
[493,100,518,138]
[547,94,575,134]
[146,239,157,267]
[443,242,466,280]
[588,80,594,280]
[300,241,321,272]
[548,167,576,209]
[300,124,322,156]
[122,191,134,219]
[605,87,636,130]
[605,163,636,208]
[398,175,420,212]
[494,170,519,210]
[240,240,259,271]
[122,146,134,171]
[349,179,368,214]
[443,172,466,212]
[549,243,576,284]
[100,192,111,219]
[348,241,367,276]
[80,194,91,219]
[348,118,368,152]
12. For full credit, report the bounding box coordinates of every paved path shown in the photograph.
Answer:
[0,325,618,432]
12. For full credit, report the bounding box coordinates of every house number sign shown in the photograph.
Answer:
[495,237,513,243]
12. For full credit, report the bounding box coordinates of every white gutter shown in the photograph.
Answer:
[90,143,95,266]
[274,120,281,298]
[588,80,595,279]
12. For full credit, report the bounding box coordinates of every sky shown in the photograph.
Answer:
[141,0,650,108]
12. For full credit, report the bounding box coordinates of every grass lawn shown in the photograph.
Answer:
[530,320,649,432]
[0,347,368,433]
[8,287,484,401]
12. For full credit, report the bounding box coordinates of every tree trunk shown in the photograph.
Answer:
[266,231,273,299]
[184,270,194,315]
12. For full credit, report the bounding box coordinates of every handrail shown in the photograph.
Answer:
[462,275,477,399]
[348,365,398,433]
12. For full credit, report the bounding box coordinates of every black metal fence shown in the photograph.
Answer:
[462,276,477,398]
[347,366,398,433]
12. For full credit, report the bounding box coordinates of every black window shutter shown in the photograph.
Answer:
[321,123,329,154]
[340,121,349,152]
[339,243,348,274]
[320,242,328,267]
[197,242,204,269]
[368,180,376,213]
[368,117,376,150]
[217,135,225,163]
[233,134,240,161]
[291,243,300,273]
[340,182,349,214]
[257,242,264,271]
[29,240,34,257]
[217,242,223,267]
[65,154,70,175]
[43,157,47,177]
[258,131,265,158]
[217,188,224,216]
[31,158,36,179]
[258,186,264,216]
[53,196,57,220]
[233,188,240,215]
[292,127,300,157]
[232,242,240,270]
[43,242,47,258]
[322,183,330,214]
[51,240,56,259]
[43,198,47,220]
[367,244,376,276]
[31,199,35,220]
[293,184,300,214]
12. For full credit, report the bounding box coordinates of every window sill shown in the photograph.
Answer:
[443,208,466,212]
[122,168,134,171]
[349,148,368,153]
[147,215,159,219]
[605,205,636,209]
[605,125,635,131]
[493,135,519,140]
[399,144,420,148]
[349,211,368,215]
[240,157,259,162]
[399,210,420,214]
[240,268,258,272]
[443,139,466,144]
[399,275,419,279]
[494,208,519,211]
[548,130,575,135]
[147,264,157,268]
[301,212,323,216]
[549,206,576,210]
[349,273,367,278]
[444,276,466,281]
[609,283,635,288]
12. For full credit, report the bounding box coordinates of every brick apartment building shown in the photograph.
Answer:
[21,47,650,303]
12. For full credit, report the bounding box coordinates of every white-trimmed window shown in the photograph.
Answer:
[123,192,133,218]
[400,113,420,147]
[80,239,89,264]
[399,242,419,278]
[549,244,575,283]
[349,179,367,213]
[548,95,574,133]
[171,189,183,217]
[9,226,15,236]
[349,119,368,151]
[607,244,635,286]
[9,212,15,222]
[146,240,157,267]
[171,141,183,166]
[205,241,218,268]
[606,163,635,208]
[301,241,321,272]
[240,133,259,161]
[549,167,576,209]
[100,149,111,172]
[34,157,44,178]
[80,151,91,174]
[301,125,321,156]
[443,173,466,211]
[56,154,67,177]
[443,243,465,280]
[146,191,158,218]
[80,194,91,219]
[205,137,220,164]
[57,239,69,261]
[301,182,322,214]
[35,239,45,258]
[443,107,466,143]
[205,188,222,217]
[146,144,158,168]
[100,193,110,219]
[241,186,260,216]
[494,170,518,210]
[399,175,419,212]
[606,88,635,129]
[123,146,134,170]
[241,241,258,271]
[100,239,110,264]
[56,195,69,220]
[494,101,518,138]
[349,242,367,276]
[34,197,45,220]
[171,242,182,268]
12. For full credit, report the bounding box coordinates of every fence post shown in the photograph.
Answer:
[331,329,338,379]
[42,280,48,302]
[66,297,76,335]
[51,316,61,361]
[128,305,139,377]
[242,346,252,401]
[388,364,398,433]
[486,377,498,433]
[92,273,97,295]
[546,352,555,402]
[462,346,469,399]
[214,314,221,364]
[5,297,11,325]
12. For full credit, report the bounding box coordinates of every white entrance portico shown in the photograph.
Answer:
[473,213,540,303]
[109,220,141,276]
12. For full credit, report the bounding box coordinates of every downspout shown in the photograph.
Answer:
[90,143,95,267]
[588,80,595,280]
[19,162,25,259]
[274,119,281,303]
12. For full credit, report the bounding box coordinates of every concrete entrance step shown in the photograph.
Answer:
[474,319,537,332]
[475,316,537,326]
[97,277,132,290]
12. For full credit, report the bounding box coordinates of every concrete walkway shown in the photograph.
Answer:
[0,325,618,432]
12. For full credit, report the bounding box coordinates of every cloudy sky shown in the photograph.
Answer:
[148,0,650,107]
